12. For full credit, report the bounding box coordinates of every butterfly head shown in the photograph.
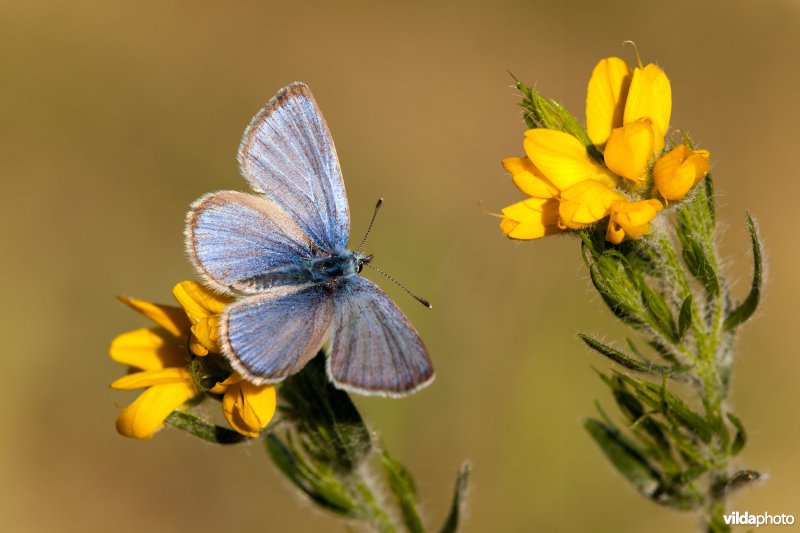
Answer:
[354,251,373,274]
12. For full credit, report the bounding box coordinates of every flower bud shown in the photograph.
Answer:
[653,144,710,201]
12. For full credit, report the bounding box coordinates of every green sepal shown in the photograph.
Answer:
[724,213,763,331]
[439,463,472,533]
[513,79,603,161]
[165,410,248,444]
[381,449,424,533]
[190,353,233,393]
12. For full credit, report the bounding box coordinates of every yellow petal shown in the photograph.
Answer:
[606,199,663,243]
[110,367,193,390]
[172,281,231,324]
[115,382,197,440]
[110,327,187,371]
[653,145,710,201]
[189,335,209,356]
[210,372,244,394]
[603,119,655,182]
[500,198,562,240]
[559,180,625,228]
[586,57,633,148]
[117,296,191,337]
[524,129,618,190]
[190,316,221,354]
[502,157,559,198]
[623,63,672,153]
[222,381,276,438]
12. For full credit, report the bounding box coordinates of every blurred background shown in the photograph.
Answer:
[2,0,798,531]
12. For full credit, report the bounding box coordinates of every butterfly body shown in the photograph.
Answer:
[233,247,372,291]
[186,82,434,397]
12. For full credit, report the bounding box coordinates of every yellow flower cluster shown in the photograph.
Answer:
[501,56,710,243]
[110,281,276,440]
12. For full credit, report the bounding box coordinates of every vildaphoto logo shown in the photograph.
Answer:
[723,512,795,527]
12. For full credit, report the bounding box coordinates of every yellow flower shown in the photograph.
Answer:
[587,57,672,182]
[500,197,562,239]
[210,374,277,438]
[606,199,663,244]
[172,280,232,355]
[558,180,625,229]
[653,144,710,201]
[500,53,673,244]
[110,282,277,439]
[110,296,197,439]
[501,157,558,199]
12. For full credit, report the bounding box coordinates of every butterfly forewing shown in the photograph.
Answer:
[329,277,434,396]
[238,82,349,252]
[187,191,311,293]
[221,284,335,384]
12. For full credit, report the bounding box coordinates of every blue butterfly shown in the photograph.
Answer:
[185,82,434,397]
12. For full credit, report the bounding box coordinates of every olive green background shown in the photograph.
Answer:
[2,1,798,531]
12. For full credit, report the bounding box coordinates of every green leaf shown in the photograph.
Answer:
[680,237,720,297]
[639,284,679,341]
[724,213,763,331]
[165,411,248,444]
[704,174,716,227]
[677,296,693,340]
[615,374,712,443]
[584,418,661,497]
[439,462,472,533]
[725,470,761,493]
[381,450,424,533]
[599,375,671,454]
[579,334,678,377]
[726,412,747,456]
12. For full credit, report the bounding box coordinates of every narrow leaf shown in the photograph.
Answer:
[727,412,747,456]
[677,296,693,340]
[439,462,472,533]
[724,213,763,331]
[579,334,678,377]
[725,470,761,493]
[584,418,661,497]
[382,450,424,533]
[165,411,247,444]
[681,238,720,297]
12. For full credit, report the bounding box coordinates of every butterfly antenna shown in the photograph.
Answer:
[357,198,383,253]
[364,263,432,309]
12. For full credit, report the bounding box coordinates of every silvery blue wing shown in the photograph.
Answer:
[185,82,434,396]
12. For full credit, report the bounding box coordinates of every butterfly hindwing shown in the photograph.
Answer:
[186,190,312,293]
[238,82,350,252]
[329,276,434,396]
[221,284,335,384]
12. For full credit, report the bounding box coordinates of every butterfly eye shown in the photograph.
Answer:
[356,263,363,274]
